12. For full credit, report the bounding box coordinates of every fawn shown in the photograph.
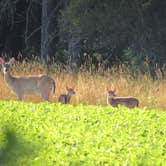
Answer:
[0,57,56,101]
[58,86,75,104]
[107,88,139,108]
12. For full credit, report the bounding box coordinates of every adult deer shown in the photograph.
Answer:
[107,88,139,108]
[0,57,56,101]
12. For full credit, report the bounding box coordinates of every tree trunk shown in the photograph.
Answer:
[41,0,49,64]
[41,0,64,64]
[67,36,81,70]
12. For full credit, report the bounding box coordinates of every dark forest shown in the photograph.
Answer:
[0,0,165,78]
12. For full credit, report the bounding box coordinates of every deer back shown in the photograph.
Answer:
[108,97,139,108]
[5,74,54,95]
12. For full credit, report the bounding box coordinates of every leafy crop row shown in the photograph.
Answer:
[0,101,166,165]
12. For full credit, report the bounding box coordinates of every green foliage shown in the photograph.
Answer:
[122,48,151,76]
[60,0,135,49]
[59,0,141,61]
[0,101,166,165]
[0,0,165,77]
[59,0,166,77]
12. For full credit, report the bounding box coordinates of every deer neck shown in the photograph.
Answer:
[66,93,72,103]
[4,72,14,85]
[107,96,114,104]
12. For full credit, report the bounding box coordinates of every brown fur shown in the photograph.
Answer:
[58,87,75,104]
[0,58,56,101]
[107,90,139,108]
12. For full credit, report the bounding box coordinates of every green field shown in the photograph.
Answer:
[0,101,166,166]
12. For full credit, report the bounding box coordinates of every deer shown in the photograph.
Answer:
[0,57,56,101]
[107,88,139,108]
[58,86,75,104]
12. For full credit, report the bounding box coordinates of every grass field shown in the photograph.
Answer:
[0,62,166,165]
[0,101,166,165]
[0,62,165,109]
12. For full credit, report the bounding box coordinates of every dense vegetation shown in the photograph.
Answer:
[0,1,165,165]
[0,62,165,109]
[0,0,165,78]
[0,101,166,165]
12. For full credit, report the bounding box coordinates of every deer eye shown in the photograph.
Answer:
[6,64,9,67]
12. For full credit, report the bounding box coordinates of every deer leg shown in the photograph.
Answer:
[40,86,51,102]
[17,94,23,101]
[42,95,49,101]
[41,91,49,102]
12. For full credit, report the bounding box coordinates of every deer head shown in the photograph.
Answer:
[0,57,15,74]
[107,87,116,97]
[66,85,76,95]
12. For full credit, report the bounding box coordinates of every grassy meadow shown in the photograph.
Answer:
[0,61,165,110]
[0,61,166,165]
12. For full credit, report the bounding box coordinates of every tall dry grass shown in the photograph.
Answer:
[0,61,165,110]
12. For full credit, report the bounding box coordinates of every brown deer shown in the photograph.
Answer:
[58,86,75,104]
[0,57,56,101]
[107,88,139,108]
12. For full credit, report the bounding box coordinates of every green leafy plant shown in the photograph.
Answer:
[0,101,166,165]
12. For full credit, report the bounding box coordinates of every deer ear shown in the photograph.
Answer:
[113,87,116,93]
[72,85,76,90]
[0,57,4,64]
[8,57,15,64]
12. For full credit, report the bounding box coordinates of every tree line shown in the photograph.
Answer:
[0,0,165,78]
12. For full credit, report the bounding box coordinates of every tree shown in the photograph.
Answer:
[0,0,64,64]
[59,0,166,78]
[59,0,139,67]
[24,0,41,57]
[41,0,64,64]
